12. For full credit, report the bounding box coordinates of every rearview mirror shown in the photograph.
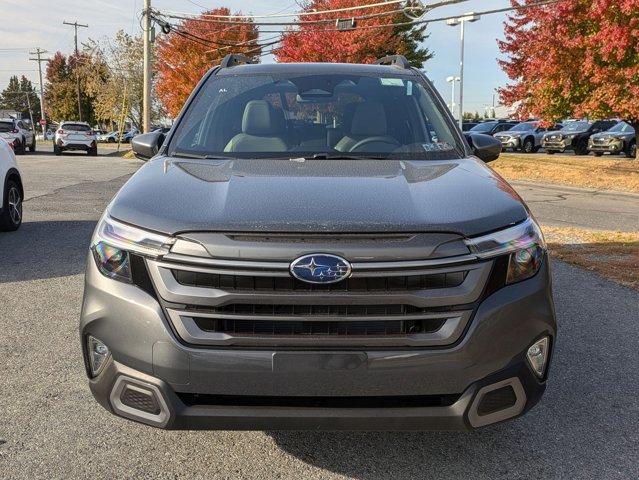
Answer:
[131,131,164,161]
[464,133,502,163]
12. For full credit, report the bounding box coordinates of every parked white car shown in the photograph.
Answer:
[54,121,97,156]
[0,118,36,155]
[0,136,23,231]
[97,131,120,143]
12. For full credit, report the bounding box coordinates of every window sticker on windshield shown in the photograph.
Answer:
[422,142,455,152]
[380,78,404,86]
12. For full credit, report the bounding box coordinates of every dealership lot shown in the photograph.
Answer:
[0,149,637,479]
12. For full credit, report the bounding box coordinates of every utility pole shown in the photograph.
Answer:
[63,20,88,122]
[29,48,50,134]
[142,0,152,133]
[447,13,481,129]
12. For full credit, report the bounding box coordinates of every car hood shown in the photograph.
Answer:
[591,131,633,140]
[495,131,524,137]
[108,157,529,237]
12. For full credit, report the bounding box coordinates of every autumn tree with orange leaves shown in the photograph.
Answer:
[155,7,259,117]
[498,0,639,148]
[276,0,431,67]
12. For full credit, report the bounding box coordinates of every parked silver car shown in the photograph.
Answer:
[588,121,636,158]
[0,118,36,154]
[54,121,98,156]
[494,121,562,153]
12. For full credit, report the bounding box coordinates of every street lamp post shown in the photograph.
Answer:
[446,12,480,129]
[446,76,460,117]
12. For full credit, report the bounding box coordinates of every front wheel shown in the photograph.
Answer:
[53,144,62,156]
[626,142,636,159]
[593,152,603,157]
[546,150,556,155]
[28,136,36,152]
[574,142,589,156]
[88,146,98,156]
[522,138,535,153]
[0,179,22,231]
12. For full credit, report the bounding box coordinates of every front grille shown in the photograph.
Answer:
[146,237,492,347]
[177,392,461,408]
[193,316,446,337]
[172,269,466,292]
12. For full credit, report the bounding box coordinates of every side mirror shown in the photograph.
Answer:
[464,133,502,163]
[131,131,165,161]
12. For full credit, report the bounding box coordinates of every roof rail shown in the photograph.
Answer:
[374,55,411,69]
[219,53,253,68]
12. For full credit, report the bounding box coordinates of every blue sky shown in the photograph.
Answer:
[0,0,512,115]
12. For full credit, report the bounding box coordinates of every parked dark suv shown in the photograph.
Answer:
[80,55,556,430]
[542,119,618,155]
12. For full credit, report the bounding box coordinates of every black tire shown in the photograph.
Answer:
[28,136,36,152]
[626,142,636,159]
[108,137,115,143]
[522,137,535,153]
[594,152,603,157]
[15,138,25,155]
[88,146,98,156]
[546,150,556,155]
[574,141,588,156]
[53,144,62,156]
[0,179,22,231]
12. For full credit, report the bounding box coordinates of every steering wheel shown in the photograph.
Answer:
[350,136,400,153]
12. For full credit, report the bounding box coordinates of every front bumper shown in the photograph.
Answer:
[497,137,520,149]
[80,254,556,430]
[588,140,623,153]
[542,140,568,151]
[57,138,95,150]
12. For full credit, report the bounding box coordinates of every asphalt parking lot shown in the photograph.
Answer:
[0,148,637,479]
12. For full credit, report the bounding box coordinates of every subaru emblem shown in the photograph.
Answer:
[290,254,352,284]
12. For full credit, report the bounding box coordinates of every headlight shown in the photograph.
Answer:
[466,217,546,284]
[91,214,174,282]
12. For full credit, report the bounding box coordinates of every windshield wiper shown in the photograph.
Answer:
[171,151,238,160]
[303,153,389,160]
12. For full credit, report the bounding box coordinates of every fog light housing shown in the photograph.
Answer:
[526,337,550,378]
[87,335,110,377]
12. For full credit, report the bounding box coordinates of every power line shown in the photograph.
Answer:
[243,0,569,34]
[159,0,411,20]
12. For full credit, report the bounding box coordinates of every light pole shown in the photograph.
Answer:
[446,12,480,129]
[446,76,460,117]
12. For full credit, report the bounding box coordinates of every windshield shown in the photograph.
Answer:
[468,122,497,133]
[562,121,591,132]
[607,122,634,133]
[509,122,535,132]
[0,121,14,132]
[62,123,91,132]
[169,72,463,160]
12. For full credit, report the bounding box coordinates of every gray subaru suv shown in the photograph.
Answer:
[80,54,556,430]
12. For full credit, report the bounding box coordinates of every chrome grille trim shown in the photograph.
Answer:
[146,258,492,309]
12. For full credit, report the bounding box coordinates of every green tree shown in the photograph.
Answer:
[0,75,41,123]
[44,51,96,124]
